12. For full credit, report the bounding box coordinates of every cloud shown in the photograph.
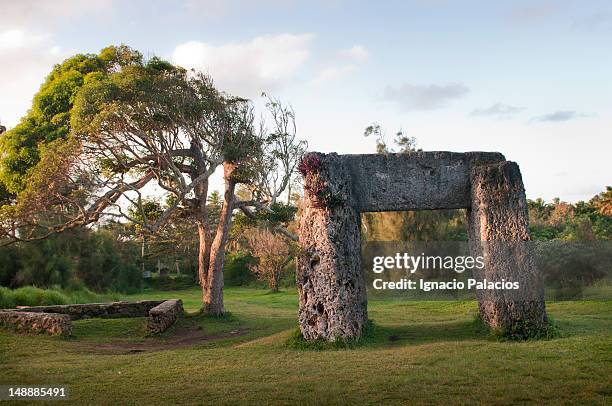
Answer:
[0,29,48,51]
[171,33,314,97]
[0,0,114,127]
[509,2,556,23]
[0,28,67,127]
[313,65,356,83]
[340,45,368,62]
[382,82,469,111]
[469,103,526,119]
[529,110,588,123]
[0,0,113,28]
[312,45,369,84]
[572,12,612,31]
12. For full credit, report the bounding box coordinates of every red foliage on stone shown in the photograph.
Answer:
[298,153,322,176]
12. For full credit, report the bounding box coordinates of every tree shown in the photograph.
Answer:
[0,46,305,315]
[233,95,306,241]
[591,186,612,217]
[363,122,417,154]
[0,47,250,314]
[362,122,431,244]
[0,46,141,196]
[244,228,291,292]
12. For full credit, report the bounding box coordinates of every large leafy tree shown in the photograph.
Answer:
[1,46,304,315]
[0,46,141,196]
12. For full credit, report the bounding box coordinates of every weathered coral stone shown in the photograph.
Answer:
[297,152,547,341]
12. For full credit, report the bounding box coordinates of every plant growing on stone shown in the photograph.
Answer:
[297,152,322,176]
[364,122,418,154]
[298,153,342,209]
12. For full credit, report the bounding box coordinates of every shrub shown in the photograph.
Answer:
[0,286,16,309]
[11,286,69,307]
[244,229,291,292]
[0,286,116,309]
[0,245,19,287]
[16,238,74,288]
[535,240,609,299]
[143,275,195,291]
[75,230,141,293]
[224,251,256,286]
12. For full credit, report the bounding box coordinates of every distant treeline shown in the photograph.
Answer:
[362,187,611,242]
[1,187,610,294]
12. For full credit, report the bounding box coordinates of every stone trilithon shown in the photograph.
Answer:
[297,151,548,341]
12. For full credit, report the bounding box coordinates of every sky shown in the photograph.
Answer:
[0,0,610,202]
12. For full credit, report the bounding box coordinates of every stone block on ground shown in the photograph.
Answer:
[147,299,184,334]
[14,300,165,320]
[0,310,73,336]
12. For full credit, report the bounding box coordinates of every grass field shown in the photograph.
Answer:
[1,287,610,405]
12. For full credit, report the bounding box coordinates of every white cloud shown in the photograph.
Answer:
[312,44,369,84]
[529,110,588,123]
[0,28,66,127]
[0,0,113,28]
[313,65,356,83]
[469,103,526,119]
[171,33,315,97]
[383,82,469,111]
[0,29,48,50]
[0,0,114,127]
[341,45,368,62]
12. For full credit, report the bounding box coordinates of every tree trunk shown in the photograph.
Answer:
[197,223,211,286]
[203,162,238,315]
[140,236,146,274]
[195,179,212,301]
[272,271,280,292]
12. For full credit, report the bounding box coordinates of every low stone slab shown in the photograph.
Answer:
[14,300,165,320]
[147,299,184,334]
[0,310,72,336]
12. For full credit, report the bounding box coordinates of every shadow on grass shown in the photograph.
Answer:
[371,319,489,346]
[68,309,298,351]
[286,315,567,351]
[285,317,491,351]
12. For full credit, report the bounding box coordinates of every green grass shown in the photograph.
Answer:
[0,286,118,309]
[0,287,610,405]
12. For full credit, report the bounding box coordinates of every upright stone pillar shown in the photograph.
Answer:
[467,161,548,333]
[297,153,368,341]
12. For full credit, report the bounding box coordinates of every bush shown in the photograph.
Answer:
[224,251,256,286]
[0,286,16,309]
[16,238,74,288]
[0,245,20,287]
[76,230,142,293]
[535,241,609,299]
[0,286,114,309]
[1,228,143,293]
[143,275,195,291]
[11,286,70,307]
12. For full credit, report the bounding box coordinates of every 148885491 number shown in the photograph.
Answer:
[2,386,68,399]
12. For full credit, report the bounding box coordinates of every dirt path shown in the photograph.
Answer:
[74,325,248,354]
